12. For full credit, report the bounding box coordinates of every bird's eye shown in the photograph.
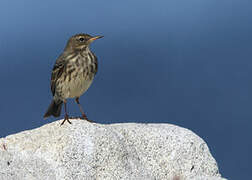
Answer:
[79,37,85,42]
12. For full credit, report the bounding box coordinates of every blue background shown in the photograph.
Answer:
[0,0,251,179]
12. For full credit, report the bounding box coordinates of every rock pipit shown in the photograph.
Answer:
[44,33,103,125]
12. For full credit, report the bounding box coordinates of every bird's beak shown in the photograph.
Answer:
[87,35,104,44]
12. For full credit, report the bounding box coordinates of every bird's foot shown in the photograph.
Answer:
[80,114,93,123]
[60,114,72,126]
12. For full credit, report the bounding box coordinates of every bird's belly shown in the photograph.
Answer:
[68,77,93,98]
[59,72,94,99]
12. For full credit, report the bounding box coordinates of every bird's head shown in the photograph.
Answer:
[65,33,103,51]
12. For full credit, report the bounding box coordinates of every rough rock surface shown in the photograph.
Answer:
[0,119,226,180]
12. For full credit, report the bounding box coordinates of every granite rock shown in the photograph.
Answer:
[0,119,226,180]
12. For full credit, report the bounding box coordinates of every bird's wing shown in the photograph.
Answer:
[50,55,67,96]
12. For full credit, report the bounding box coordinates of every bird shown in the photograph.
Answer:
[43,33,103,125]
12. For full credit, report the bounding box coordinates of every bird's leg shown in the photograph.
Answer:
[75,97,92,122]
[61,100,72,125]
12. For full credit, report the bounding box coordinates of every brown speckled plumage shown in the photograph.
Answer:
[44,33,103,125]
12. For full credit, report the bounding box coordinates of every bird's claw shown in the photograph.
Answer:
[60,115,72,126]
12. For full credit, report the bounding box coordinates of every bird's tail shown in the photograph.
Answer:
[43,99,63,119]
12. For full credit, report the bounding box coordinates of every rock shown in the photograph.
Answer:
[0,120,226,180]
